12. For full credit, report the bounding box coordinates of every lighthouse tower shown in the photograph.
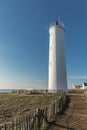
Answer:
[48,21,67,93]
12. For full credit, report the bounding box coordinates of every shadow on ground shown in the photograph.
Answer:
[47,96,75,130]
[59,96,71,115]
[48,121,74,130]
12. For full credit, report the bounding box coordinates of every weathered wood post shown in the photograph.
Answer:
[25,116,28,130]
[23,117,26,130]
[26,115,30,130]
[12,121,14,130]
[15,118,18,130]
[55,100,57,116]
[18,118,21,130]
[29,114,35,130]
[33,112,36,130]
[53,102,55,116]
[4,124,6,130]
[37,108,41,130]
[8,124,10,130]
[59,96,62,112]
[42,107,48,129]
[35,108,38,129]
[21,117,24,130]
[57,100,59,113]
[41,109,44,128]
[28,115,31,130]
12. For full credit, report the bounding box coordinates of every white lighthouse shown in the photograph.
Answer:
[48,20,67,93]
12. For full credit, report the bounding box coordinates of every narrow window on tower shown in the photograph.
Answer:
[50,62,51,67]
[50,46,52,50]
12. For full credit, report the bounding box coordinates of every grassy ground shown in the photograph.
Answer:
[0,93,59,124]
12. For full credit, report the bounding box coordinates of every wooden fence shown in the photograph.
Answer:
[0,93,66,130]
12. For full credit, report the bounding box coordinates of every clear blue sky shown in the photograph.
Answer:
[0,0,87,89]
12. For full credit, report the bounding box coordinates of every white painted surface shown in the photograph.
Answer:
[81,83,87,89]
[48,22,67,92]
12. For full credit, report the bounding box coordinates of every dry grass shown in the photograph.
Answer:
[0,93,59,124]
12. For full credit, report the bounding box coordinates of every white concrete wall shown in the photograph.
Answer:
[81,84,87,89]
[48,23,67,92]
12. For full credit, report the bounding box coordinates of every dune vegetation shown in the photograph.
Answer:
[0,92,59,124]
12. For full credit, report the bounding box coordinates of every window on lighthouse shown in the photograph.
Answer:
[50,46,52,50]
[50,62,51,67]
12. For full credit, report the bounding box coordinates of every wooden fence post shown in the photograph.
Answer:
[42,109,45,129]
[57,100,59,113]
[4,124,6,130]
[33,112,36,130]
[25,116,28,130]
[55,100,57,115]
[37,108,41,130]
[12,121,14,130]
[18,118,21,130]
[31,116,34,130]
[24,116,26,130]
[8,124,10,130]
[28,115,30,130]
[35,108,39,129]
[23,117,25,130]
[15,118,18,130]
[42,107,48,129]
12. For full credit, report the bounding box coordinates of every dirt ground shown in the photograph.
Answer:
[48,94,87,130]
